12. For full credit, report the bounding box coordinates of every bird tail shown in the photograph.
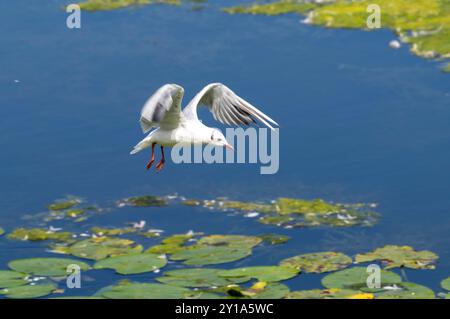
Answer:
[130,140,148,155]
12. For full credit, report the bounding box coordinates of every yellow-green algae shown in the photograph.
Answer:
[90,226,138,236]
[201,197,379,228]
[48,198,81,211]
[224,0,450,72]
[224,1,315,16]
[146,232,199,254]
[7,228,74,243]
[52,237,143,260]
[280,252,352,273]
[286,288,374,299]
[118,195,168,207]
[258,233,290,244]
[78,0,180,12]
[355,245,439,269]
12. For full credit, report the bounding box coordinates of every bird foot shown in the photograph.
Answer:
[146,159,155,170]
[155,160,165,172]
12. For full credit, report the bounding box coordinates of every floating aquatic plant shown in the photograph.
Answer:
[442,276,450,291]
[227,282,290,299]
[0,270,28,289]
[118,195,168,207]
[171,246,252,266]
[0,227,4,236]
[8,258,90,277]
[195,197,379,228]
[146,232,198,254]
[286,288,374,299]
[57,237,143,260]
[355,245,439,269]
[224,0,450,73]
[169,235,262,266]
[258,233,290,245]
[321,267,402,291]
[223,1,315,16]
[218,266,299,282]
[100,282,192,299]
[90,226,138,236]
[7,228,74,243]
[156,268,249,288]
[0,282,57,299]
[374,282,435,299]
[280,252,352,273]
[48,198,81,211]
[94,253,167,275]
[78,0,180,12]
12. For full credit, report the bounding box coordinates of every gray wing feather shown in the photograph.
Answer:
[140,84,184,132]
[183,83,278,130]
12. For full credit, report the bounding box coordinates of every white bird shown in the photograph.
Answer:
[130,83,279,171]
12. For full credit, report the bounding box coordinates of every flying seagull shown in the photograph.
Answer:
[130,83,279,171]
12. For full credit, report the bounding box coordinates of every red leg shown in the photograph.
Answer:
[146,143,156,170]
[155,146,165,172]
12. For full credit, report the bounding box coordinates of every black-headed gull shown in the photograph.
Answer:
[130,83,279,171]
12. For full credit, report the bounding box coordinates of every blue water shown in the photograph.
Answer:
[1,1,450,297]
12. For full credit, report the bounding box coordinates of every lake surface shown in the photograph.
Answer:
[1,0,450,297]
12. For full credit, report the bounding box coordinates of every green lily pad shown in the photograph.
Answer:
[196,235,262,249]
[146,233,197,254]
[218,266,299,282]
[0,271,28,289]
[7,228,73,243]
[0,227,4,236]
[119,195,168,207]
[321,267,402,290]
[251,283,290,299]
[286,288,374,299]
[441,277,450,291]
[8,258,90,277]
[0,283,57,299]
[65,237,143,260]
[258,233,290,245]
[171,246,252,266]
[376,282,435,299]
[169,235,261,266]
[101,282,191,299]
[94,253,167,275]
[280,252,352,273]
[355,245,438,269]
[227,282,290,299]
[156,268,248,288]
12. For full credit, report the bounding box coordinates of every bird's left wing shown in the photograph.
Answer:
[140,84,185,132]
[183,83,278,130]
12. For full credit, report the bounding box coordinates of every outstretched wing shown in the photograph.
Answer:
[183,83,278,130]
[139,84,185,132]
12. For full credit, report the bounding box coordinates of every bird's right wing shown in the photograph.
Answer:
[139,84,185,132]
